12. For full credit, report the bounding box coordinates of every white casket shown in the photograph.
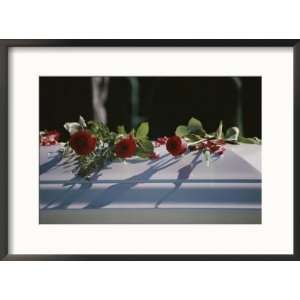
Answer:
[39,143,261,224]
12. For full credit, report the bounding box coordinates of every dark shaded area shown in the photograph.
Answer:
[40,77,261,139]
[40,77,93,140]
[148,77,238,137]
[105,77,132,131]
[241,77,262,138]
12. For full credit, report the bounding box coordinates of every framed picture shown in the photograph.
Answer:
[0,39,298,260]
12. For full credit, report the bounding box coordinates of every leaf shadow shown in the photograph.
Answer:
[82,155,180,209]
[39,152,63,175]
[154,151,203,208]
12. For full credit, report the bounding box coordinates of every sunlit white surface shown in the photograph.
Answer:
[39,144,261,223]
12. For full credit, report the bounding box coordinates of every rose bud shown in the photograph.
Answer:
[166,136,187,156]
[115,136,137,158]
[70,130,97,155]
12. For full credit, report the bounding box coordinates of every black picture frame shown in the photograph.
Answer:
[0,39,299,261]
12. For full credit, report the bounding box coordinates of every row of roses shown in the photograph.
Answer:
[40,116,260,177]
[67,130,225,159]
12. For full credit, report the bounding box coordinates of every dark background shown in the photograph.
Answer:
[40,77,261,140]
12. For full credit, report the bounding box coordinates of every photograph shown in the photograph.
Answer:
[1,39,297,258]
[39,76,262,224]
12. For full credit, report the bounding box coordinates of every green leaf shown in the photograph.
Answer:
[252,137,261,144]
[203,150,211,167]
[136,122,149,138]
[130,129,135,137]
[225,127,239,143]
[175,125,190,137]
[187,117,206,136]
[136,148,150,159]
[64,122,80,135]
[79,116,87,128]
[88,121,100,134]
[238,136,261,145]
[138,138,154,153]
[115,134,125,142]
[205,133,215,139]
[215,120,223,139]
[186,134,203,142]
[117,125,127,135]
[87,120,111,140]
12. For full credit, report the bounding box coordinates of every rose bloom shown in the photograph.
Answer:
[70,130,97,155]
[166,136,187,156]
[115,136,137,158]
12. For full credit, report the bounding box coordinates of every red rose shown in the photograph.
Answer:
[166,136,187,156]
[70,130,97,155]
[115,136,137,158]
